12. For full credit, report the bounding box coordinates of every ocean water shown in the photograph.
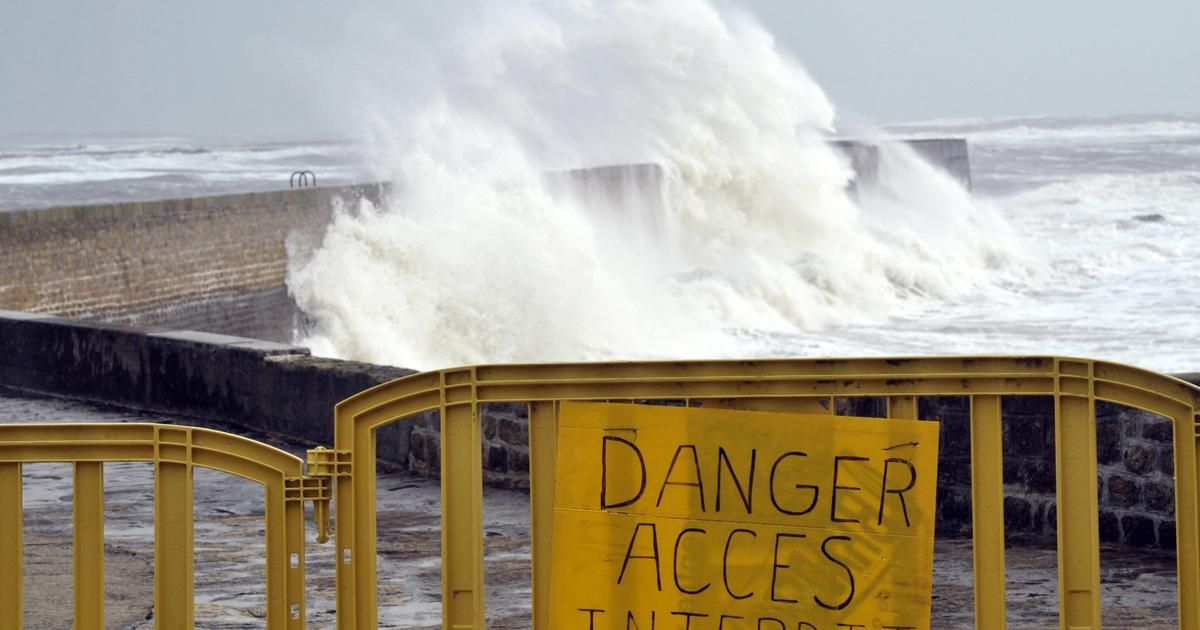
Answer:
[283,0,1198,374]
[0,134,366,211]
[841,113,1200,373]
[279,113,1200,374]
[3,4,1196,374]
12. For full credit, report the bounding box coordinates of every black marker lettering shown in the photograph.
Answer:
[673,528,711,594]
[656,445,706,512]
[722,528,757,600]
[815,535,856,611]
[602,436,646,509]
[877,457,917,527]
[769,452,818,516]
[626,610,656,629]
[718,614,744,630]
[717,447,756,514]
[618,523,662,591]
[831,456,869,523]
[579,608,604,629]
[770,532,805,603]
[756,618,785,630]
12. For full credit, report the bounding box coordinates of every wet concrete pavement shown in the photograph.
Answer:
[0,389,1181,628]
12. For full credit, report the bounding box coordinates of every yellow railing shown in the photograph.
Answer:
[0,423,330,630]
[3,356,1198,629]
[329,356,1200,630]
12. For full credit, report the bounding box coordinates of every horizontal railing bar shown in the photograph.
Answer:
[474,370,1060,385]
[473,356,1061,381]
[1095,378,1196,414]
[0,439,158,447]
[0,426,303,476]
[0,444,155,462]
[473,377,1056,401]
[1095,361,1200,406]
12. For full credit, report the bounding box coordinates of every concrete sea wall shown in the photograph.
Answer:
[833,138,972,191]
[0,309,413,459]
[2,309,1196,548]
[0,143,967,346]
[0,185,384,343]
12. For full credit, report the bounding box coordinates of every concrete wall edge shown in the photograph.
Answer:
[2,309,1198,547]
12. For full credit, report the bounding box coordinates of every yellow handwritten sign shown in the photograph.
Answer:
[550,402,940,630]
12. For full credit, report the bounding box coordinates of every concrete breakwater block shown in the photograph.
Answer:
[833,137,972,191]
[550,138,972,203]
[0,140,969,344]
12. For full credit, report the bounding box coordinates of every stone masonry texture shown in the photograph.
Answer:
[0,185,384,342]
[902,395,1190,548]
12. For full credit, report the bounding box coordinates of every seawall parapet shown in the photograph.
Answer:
[0,144,969,345]
[0,309,1195,549]
[0,308,414,462]
[832,137,971,191]
[0,184,385,342]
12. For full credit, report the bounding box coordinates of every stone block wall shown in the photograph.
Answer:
[916,396,1184,548]
[402,404,533,489]
[0,185,384,343]
[0,309,411,448]
[1096,403,1177,548]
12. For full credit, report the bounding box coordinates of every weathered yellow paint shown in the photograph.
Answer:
[441,396,485,629]
[549,402,939,629]
[1172,409,1200,629]
[1055,362,1101,630]
[970,395,1006,630]
[330,355,1200,629]
[5,355,1200,629]
[0,462,22,629]
[74,461,105,630]
[528,401,558,630]
[155,458,195,628]
[0,423,322,629]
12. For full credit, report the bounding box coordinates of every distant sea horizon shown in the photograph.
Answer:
[2,111,1194,211]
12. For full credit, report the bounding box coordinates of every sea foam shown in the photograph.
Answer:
[287,0,1029,369]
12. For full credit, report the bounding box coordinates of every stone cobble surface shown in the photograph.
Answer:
[0,390,1182,628]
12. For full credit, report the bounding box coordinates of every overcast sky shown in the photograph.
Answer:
[1,1,1196,138]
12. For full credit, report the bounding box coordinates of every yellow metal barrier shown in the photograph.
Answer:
[0,423,330,629]
[4,356,1198,628]
[330,356,1200,630]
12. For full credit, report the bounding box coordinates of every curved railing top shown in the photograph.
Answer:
[0,423,304,482]
[0,422,314,629]
[326,355,1200,630]
[334,356,1200,435]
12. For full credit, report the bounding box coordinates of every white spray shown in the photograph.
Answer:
[288,0,1029,369]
